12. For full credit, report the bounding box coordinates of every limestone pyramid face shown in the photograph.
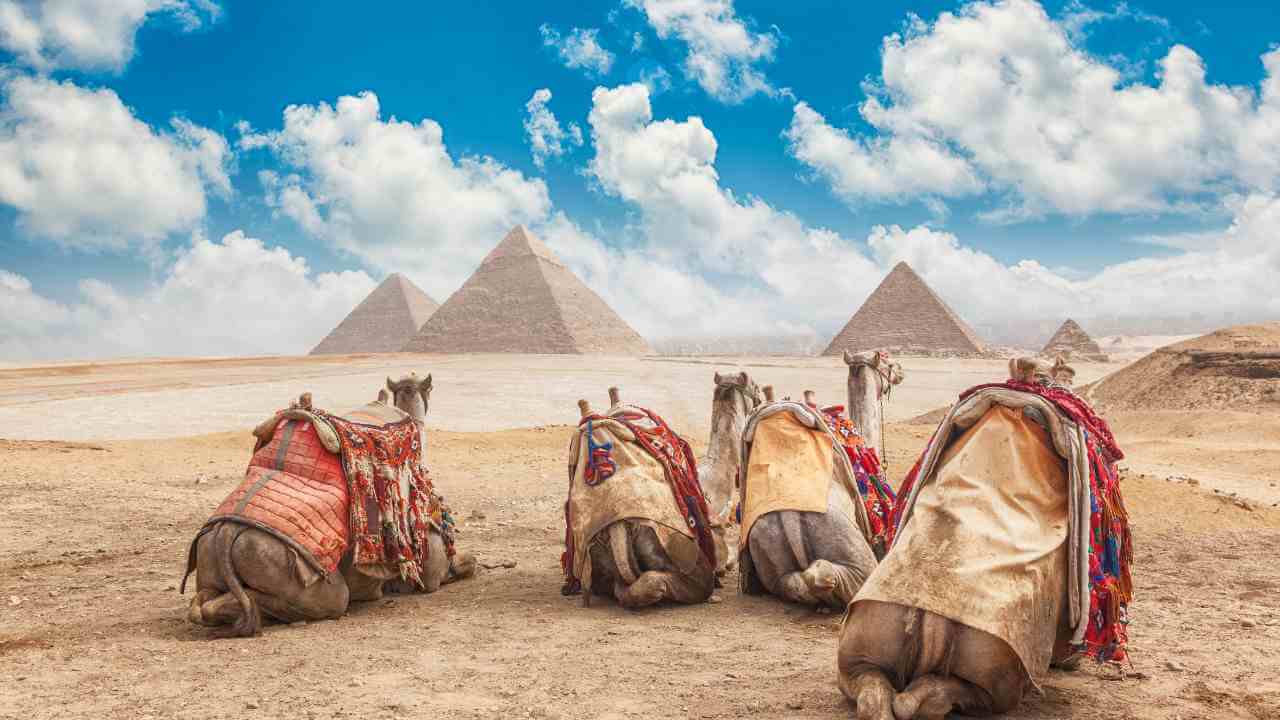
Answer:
[822,262,985,356]
[310,274,439,355]
[1041,319,1107,361]
[401,225,651,355]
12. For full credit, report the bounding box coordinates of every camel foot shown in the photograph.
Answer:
[840,668,895,720]
[447,552,478,583]
[778,571,817,605]
[893,674,985,720]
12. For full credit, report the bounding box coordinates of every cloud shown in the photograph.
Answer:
[239,90,551,301]
[573,83,880,339]
[625,0,779,103]
[0,230,375,361]
[523,88,583,169]
[539,23,614,76]
[785,0,1280,218]
[0,75,231,250]
[1059,0,1169,44]
[0,0,221,72]
[864,192,1280,342]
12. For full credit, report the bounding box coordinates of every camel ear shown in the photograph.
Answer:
[738,371,748,384]
[843,349,853,365]
[714,371,723,384]
[423,373,433,391]
[386,377,396,393]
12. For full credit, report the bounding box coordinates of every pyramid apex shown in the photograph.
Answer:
[483,224,560,265]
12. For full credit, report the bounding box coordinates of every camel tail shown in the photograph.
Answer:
[780,512,809,570]
[221,526,261,637]
[608,522,639,585]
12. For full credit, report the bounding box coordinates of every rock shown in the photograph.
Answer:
[7,596,21,607]
[1164,660,1186,672]
[708,594,723,604]
[786,701,804,710]
[1241,619,1257,628]
[246,701,259,710]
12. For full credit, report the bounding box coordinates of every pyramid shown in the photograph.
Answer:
[401,225,651,355]
[822,262,985,356]
[310,274,439,355]
[1040,319,1108,361]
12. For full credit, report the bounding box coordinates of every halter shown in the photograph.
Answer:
[845,350,900,400]
[715,378,763,412]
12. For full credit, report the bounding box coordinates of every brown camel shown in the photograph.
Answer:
[185,373,475,636]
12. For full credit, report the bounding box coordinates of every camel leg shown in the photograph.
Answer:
[802,559,861,609]
[838,667,896,720]
[892,674,991,720]
[616,569,709,608]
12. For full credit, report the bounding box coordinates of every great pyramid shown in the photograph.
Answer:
[822,262,985,356]
[401,225,651,355]
[1041,319,1108,361]
[310,273,439,355]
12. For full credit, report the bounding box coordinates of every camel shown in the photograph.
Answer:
[738,350,903,610]
[185,373,475,637]
[698,371,763,575]
[563,388,716,609]
[837,357,1129,719]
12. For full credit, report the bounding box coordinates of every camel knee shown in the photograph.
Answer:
[839,667,895,720]
[802,559,855,609]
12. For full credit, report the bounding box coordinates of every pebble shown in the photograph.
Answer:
[1241,619,1257,628]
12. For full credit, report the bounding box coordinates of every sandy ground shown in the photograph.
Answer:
[1,354,1278,719]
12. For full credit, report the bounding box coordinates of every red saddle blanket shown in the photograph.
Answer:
[208,418,350,573]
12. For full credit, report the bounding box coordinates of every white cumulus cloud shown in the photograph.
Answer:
[0,230,374,361]
[786,0,1280,218]
[523,88,583,169]
[539,23,614,77]
[239,90,552,301]
[0,0,221,72]
[0,75,231,250]
[625,0,779,103]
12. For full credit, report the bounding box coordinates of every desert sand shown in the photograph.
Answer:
[1,353,1277,719]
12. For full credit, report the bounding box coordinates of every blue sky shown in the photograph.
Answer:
[1,0,1279,359]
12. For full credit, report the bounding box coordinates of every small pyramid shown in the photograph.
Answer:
[822,262,985,356]
[310,274,439,355]
[1041,319,1108,362]
[401,225,650,354]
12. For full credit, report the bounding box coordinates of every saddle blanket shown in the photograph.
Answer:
[208,417,350,574]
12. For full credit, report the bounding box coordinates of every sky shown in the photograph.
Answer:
[1,0,1278,360]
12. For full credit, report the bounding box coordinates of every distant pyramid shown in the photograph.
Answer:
[1041,319,1108,361]
[310,274,439,355]
[401,225,650,355]
[822,262,985,356]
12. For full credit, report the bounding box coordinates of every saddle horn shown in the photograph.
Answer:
[608,386,621,407]
[376,389,390,404]
[578,399,592,418]
[803,390,818,408]
[763,385,775,402]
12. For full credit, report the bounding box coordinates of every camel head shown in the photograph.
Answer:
[1050,356,1076,387]
[712,370,762,419]
[843,349,904,398]
[386,373,432,420]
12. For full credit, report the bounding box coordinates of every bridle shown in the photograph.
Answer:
[716,379,762,414]
[845,350,900,400]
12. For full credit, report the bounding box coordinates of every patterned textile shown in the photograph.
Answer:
[821,405,896,552]
[583,420,617,485]
[891,379,1132,664]
[561,406,714,592]
[206,418,349,573]
[311,408,456,588]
